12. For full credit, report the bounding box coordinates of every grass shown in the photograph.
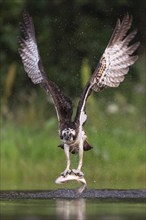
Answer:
[0,98,145,190]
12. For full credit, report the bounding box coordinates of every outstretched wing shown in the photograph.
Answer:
[75,14,140,125]
[18,11,73,124]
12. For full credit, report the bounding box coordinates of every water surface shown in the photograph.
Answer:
[1,199,145,220]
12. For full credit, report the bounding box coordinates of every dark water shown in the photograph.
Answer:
[0,199,146,220]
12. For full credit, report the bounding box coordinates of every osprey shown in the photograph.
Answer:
[19,12,140,178]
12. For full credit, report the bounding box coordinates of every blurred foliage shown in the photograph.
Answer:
[0,0,146,121]
[0,109,145,189]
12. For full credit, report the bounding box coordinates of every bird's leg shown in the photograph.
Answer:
[72,138,84,177]
[61,144,71,177]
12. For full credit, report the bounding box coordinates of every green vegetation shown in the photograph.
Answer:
[0,0,145,190]
[0,103,145,190]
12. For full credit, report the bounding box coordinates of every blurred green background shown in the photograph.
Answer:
[0,0,145,190]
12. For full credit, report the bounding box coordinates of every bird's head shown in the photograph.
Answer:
[60,128,77,143]
[59,121,79,143]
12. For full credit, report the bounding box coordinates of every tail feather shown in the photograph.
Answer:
[58,140,93,154]
[83,140,93,151]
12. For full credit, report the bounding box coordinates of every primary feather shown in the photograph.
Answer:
[18,11,73,124]
[75,14,140,124]
[91,14,140,91]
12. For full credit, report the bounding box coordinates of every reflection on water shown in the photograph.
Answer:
[56,199,86,220]
[0,199,146,220]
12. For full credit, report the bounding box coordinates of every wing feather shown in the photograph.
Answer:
[75,14,140,124]
[108,14,133,45]
[18,11,73,123]
[91,14,140,91]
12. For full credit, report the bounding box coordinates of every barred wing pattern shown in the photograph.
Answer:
[18,11,45,84]
[18,11,73,123]
[75,14,140,125]
[91,14,140,91]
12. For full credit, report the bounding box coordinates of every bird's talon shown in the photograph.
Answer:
[71,169,84,177]
[61,169,71,177]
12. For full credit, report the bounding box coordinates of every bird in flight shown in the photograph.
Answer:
[19,11,140,178]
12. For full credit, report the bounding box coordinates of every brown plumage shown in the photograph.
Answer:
[18,11,140,177]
